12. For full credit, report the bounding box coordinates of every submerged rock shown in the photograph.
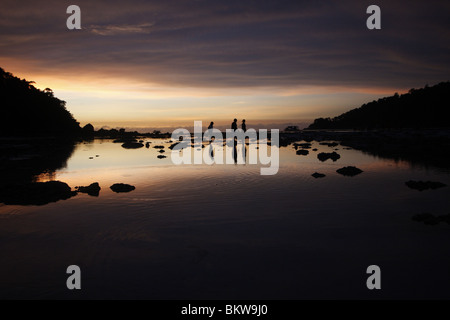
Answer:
[153,145,165,149]
[76,182,101,197]
[158,149,166,153]
[0,181,77,205]
[121,142,144,149]
[296,149,309,156]
[317,152,340,162]
[145,142,151,148]
[157,155,167,159]
[405,180,447,191]
[336,166,363,176]
[110,183,135,193]
[312,172,326,178]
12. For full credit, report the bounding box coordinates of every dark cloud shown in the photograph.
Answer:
[1,0,449,89]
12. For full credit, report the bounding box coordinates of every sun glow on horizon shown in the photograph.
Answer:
[2,60,410,130]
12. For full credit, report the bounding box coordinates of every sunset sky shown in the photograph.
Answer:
[1,0,449,131]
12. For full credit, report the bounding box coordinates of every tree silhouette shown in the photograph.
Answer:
[0,67,81,136]
[307,82,450,130]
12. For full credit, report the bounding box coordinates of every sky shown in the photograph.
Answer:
[1,0,449,131]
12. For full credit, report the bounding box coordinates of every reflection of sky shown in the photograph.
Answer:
[31,139,436,191]
[2,139,450,298]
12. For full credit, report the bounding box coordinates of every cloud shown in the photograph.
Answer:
[87,23,154,36]
[1,0,449,91]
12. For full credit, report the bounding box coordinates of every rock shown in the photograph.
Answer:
[89,157,94,159]
[157,155,167,159]
[113,138,137,143]
[317,152,340,162]
[312,172,326,178]
[121,142,144,149]
[95,155,99,157]
[145,142,151,148]
[336,166,363,176]
[76,182,101,197]
[319,142,339,147]
[168,142,178,150]
[294,142,312,149]
[296,149,309,156]
[153,145,165,149]
[312,148,318,151]
[405,180,447,191]
[110,183,135,193]
[139,140,144,143]
[0,181,77,205]
[158,149,165,153]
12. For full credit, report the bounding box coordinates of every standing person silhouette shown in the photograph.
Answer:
[208,121,214,130]
[241,119,246,132]
[231,118,238,131]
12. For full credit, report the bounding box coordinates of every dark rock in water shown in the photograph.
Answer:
[405,180,447,191]
[76,182,101,197]
[294,142,312,149]
[296,149,309,156]
[89,157,94,159]
[158,149,165,153]
[312,172,326,178]
[113,138,137,143]
[0,181,77,205]
[412,213,450,225]
[121,142,144,149]
[139,140,144,143]
[319,142,339,147]
[145,142,151,148]
[169,142,180,150]
[95,155,99,157]
[317,152,340,162]
[157,155,167,159]
[110,183,135,193]
[153,145,165,149]
[312,148,318,151]
[336,166,363,176]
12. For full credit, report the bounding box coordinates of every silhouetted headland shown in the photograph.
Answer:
[306,82,450,130]
[279,81,450,169]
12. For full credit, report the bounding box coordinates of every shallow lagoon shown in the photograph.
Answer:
[1,139,449,299]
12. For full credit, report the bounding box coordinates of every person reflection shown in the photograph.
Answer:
[233,136,238,163]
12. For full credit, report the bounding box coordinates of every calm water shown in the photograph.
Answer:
[1,139,449,299]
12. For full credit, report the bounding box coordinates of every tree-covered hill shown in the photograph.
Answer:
[0,67,80,136]
[307,82,450,130]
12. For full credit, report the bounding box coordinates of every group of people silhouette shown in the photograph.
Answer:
[205,119,247,163]
[207,119,246,132]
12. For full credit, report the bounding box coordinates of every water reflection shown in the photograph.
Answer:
[0,138,76,205]
[1,138,450,299]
